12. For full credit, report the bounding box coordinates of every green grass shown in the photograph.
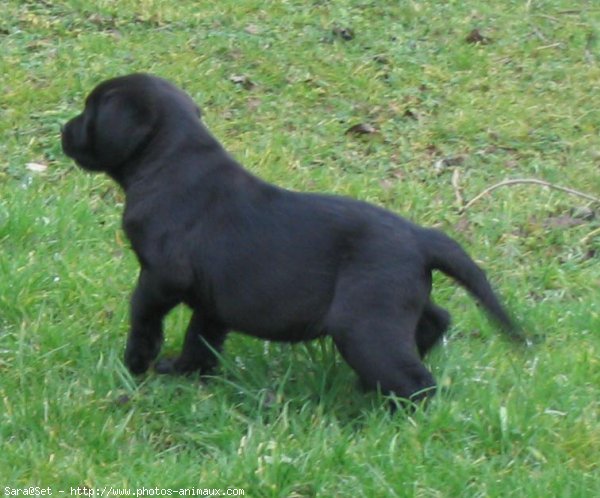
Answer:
[1,0,599,495]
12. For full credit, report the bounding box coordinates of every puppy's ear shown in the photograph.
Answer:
[91,89,157,171]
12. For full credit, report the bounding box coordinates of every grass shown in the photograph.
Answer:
[1,0,599,495]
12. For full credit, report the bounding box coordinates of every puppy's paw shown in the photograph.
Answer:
[154,357,179,375]
[124,344,154,375]
[154,356,204,375]
[124,351,150,375]
[124,334,163,374]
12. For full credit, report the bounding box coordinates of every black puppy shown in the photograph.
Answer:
[62,74,523,402]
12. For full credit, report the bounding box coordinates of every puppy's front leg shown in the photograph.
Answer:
[124,270,179,374]
[154,311,228,375]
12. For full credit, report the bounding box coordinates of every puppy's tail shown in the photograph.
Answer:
[418,227,526,343]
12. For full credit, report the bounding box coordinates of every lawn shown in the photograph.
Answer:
[1,0,599,496]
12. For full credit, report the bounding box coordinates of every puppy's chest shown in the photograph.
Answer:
[124,218,194,288]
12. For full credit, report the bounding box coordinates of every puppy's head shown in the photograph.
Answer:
[61,73,201,178]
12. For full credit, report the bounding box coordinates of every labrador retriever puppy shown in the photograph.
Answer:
[62,73,524,403]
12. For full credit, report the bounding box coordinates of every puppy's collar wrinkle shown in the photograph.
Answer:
[116,131,226,192]
[109,121,166,190]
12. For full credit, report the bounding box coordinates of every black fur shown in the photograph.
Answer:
[62,73,523,402]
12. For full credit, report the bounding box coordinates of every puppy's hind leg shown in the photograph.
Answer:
[155,311,228,375]
[415,301,451,358]
[329,316,437,404]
